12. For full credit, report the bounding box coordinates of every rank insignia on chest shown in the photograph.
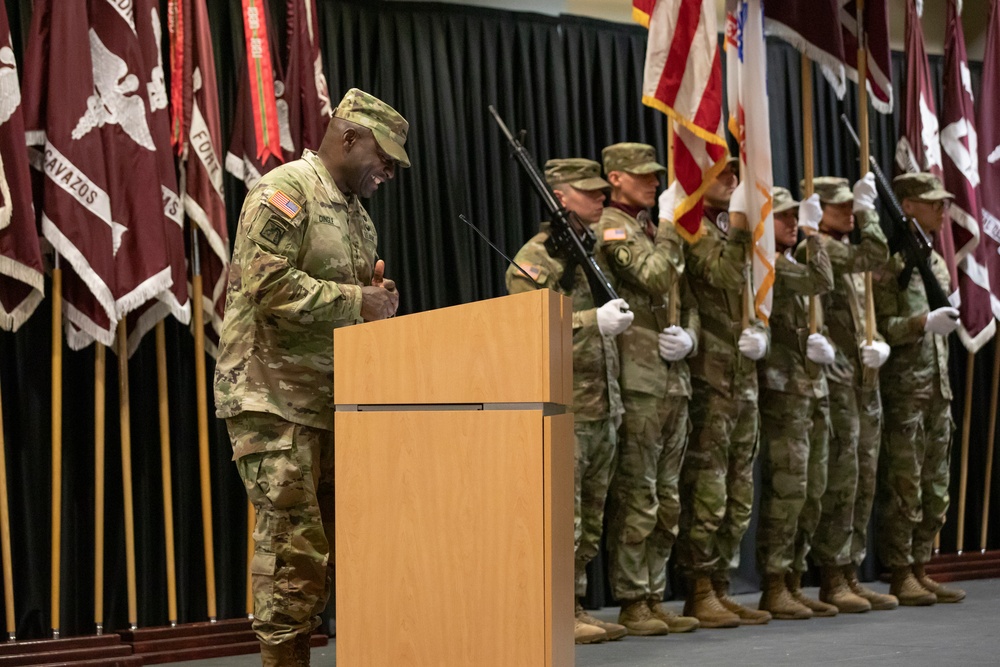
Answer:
[613,245,632,267]
[604,227,627,241]
[268,190,302,219]
[260,218,286,245]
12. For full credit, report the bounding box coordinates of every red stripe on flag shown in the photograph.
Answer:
[655,0,704,109]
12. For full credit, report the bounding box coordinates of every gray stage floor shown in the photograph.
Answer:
[171,577,1000,666]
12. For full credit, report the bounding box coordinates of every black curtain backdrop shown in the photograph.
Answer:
[0,0,995,637]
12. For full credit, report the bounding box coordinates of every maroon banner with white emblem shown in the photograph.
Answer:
[285,0,331,152]
[978,0,1000,323]
[942,0,995,352]
[0,1,44,332]
[839,0,893,114]
[895,0,959,303]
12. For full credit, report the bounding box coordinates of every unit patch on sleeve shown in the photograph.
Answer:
[260,218,287,246]
[613,245,632,267]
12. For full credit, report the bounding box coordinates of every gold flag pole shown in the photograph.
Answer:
[94,344,106,635]
[981,336,1000,551]
[155,322,178,625]
[0,379,16,640]
[246,499,254,617]
[957,352,975,553]
[856,0,876,350]
[50,256,62,639]
[667,117,680,325]
[191,227,218,621]
[802,52,818,335]
[116,321,138,629]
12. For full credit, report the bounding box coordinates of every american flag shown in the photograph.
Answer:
[633,0,727,242]
[269,189,302,218]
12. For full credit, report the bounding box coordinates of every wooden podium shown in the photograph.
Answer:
[334,290,575,667]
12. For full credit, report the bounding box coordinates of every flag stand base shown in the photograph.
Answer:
[0,634,139,666]
[880,550,1000,584]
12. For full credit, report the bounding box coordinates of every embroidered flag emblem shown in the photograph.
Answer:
[268,189,301,218]
[520,262,542,280]
[603,227,627,241]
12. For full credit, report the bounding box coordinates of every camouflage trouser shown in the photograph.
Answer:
[677,381,758,579]
[228,412,335,646]
[876,390,953,567]
[852,387,882,565]
[574,418,617,597]
[607,392,689,602]
[812,381,859,566]
[756,389,830,575]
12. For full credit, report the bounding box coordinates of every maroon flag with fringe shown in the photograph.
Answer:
[895,0,958,303]
[763,0,847,99]
[170,0,230,354]
[285,0,331,151]
[0,2,44,331]
[942,0,995,351]
[840,0,893,114]
[979,0,1000,322]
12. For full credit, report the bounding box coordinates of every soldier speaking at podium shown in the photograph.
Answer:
[214,88,409,666]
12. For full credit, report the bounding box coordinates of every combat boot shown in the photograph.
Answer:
[617,599,669,636]
[576,601,627,640]
[259,639,299,667]
[843,564,898,610]
[648,600,700,633]
[759,573,812,620]
[786,571,838,617]
[713,579,772,625]
[683,576,739,629]
[574,618,608,644]
[912,563,966,603]
[889,566,936,606]
[819,565,871,613]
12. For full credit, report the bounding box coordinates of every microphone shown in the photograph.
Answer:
[458,214,542,289]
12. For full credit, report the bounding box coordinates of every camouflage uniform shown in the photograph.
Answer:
[214,89,409,647]
[505,158,621,599]
[808,181,890,568]
[676,206,764,582]
[595,143,697,603]
[756,194,835,577]
[874,176,955,569]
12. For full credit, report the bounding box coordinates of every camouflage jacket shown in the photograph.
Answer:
[815,209,889,390]
[759,235,834,397]
[214,150,378,430]
[873,248,952,401]
[505,223,622,422]
[594,207,699,398]
[684,214,765,401]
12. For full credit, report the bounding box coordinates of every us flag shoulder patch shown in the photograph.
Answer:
[603,227,627,241]
[519,262,542,280]
[268,189,302,219]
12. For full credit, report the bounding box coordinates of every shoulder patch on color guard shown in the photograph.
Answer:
[604,227,627,241]
[267,189,302,220]
[518,261,543,281]
[613,245,632,267]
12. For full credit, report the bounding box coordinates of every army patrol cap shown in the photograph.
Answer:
[772,187,799,214]
[602,143,666,176]
[544,158,610,191]
[805,176,852,205]
[892,172,955,202]
[333,88,410,168]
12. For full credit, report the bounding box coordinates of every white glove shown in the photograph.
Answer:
[657,182,680,223]
[597,298,634,337]
[658,325,694,361]
[806,333,836,365]
[798,193,822,231]
[853,172,878,213]
[729,181,748,216]
[860,340,891,369]
[924,306,960,335]
[738,327,768,361]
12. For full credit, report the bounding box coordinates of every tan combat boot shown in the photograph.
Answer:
[819,565,871,613]
[713,579,772,625]
[618,599,669,636]
[576,601,627,640]
[648,599,700,633]
[259,639,300,667]
[787,571,838,617]
[759,573,812,620]
[912,563,966,603]
[683,576,740,628]
[574,617,608,644]
[889,566,936,606]
[842,564,898,610]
